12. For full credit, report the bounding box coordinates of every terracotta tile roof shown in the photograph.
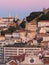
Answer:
[9,60,17,65]
[9,53,26,62]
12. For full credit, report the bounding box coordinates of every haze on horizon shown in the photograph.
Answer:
[0,0,49,19]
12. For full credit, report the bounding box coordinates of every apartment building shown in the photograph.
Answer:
[25,20,37,32]
[5,32,20,39]
[0,16,14,22]
[8,21,16,27]
[27,31,37,39]
[38,21,49,27]
[38,33,49,41]
[4,47,41,62]
[0,21,8,28]
[5,34,12,39]
[0,17,8,22]
[38,20,49,33]
[5,29,37,44]
[0,16,17,31]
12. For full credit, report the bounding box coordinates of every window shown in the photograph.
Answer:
[46,31,49,34]
[30,58,34,63]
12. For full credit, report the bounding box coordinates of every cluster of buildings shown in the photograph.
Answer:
[0,16,38,47]
[0,9,49,48]
[0,8,49,65]
[38,20,49,48]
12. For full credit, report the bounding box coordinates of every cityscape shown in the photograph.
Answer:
[0,8,49,65]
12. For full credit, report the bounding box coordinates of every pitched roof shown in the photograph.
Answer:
[7,60,17,65]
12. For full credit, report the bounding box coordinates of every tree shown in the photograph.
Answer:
[38,11,49,20]
[4,30,11,33]
[1,31,5,36]
[8,26,16,33]
[37,37,43,43]
[26,12,43,22]
[20,21,25,28]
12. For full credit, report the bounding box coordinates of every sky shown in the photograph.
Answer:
[0,0,49,19]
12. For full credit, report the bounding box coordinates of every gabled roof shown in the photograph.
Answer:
[7,60,17,65]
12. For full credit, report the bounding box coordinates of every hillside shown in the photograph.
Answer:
[38,11,49,20]
[26,10,49,22]
[26,12,43,22]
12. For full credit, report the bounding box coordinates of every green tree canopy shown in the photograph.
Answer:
[8,26,16,33]
[20,21,26,28]
[1,31,5,36]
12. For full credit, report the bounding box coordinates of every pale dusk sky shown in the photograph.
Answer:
[0,0,49,19]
